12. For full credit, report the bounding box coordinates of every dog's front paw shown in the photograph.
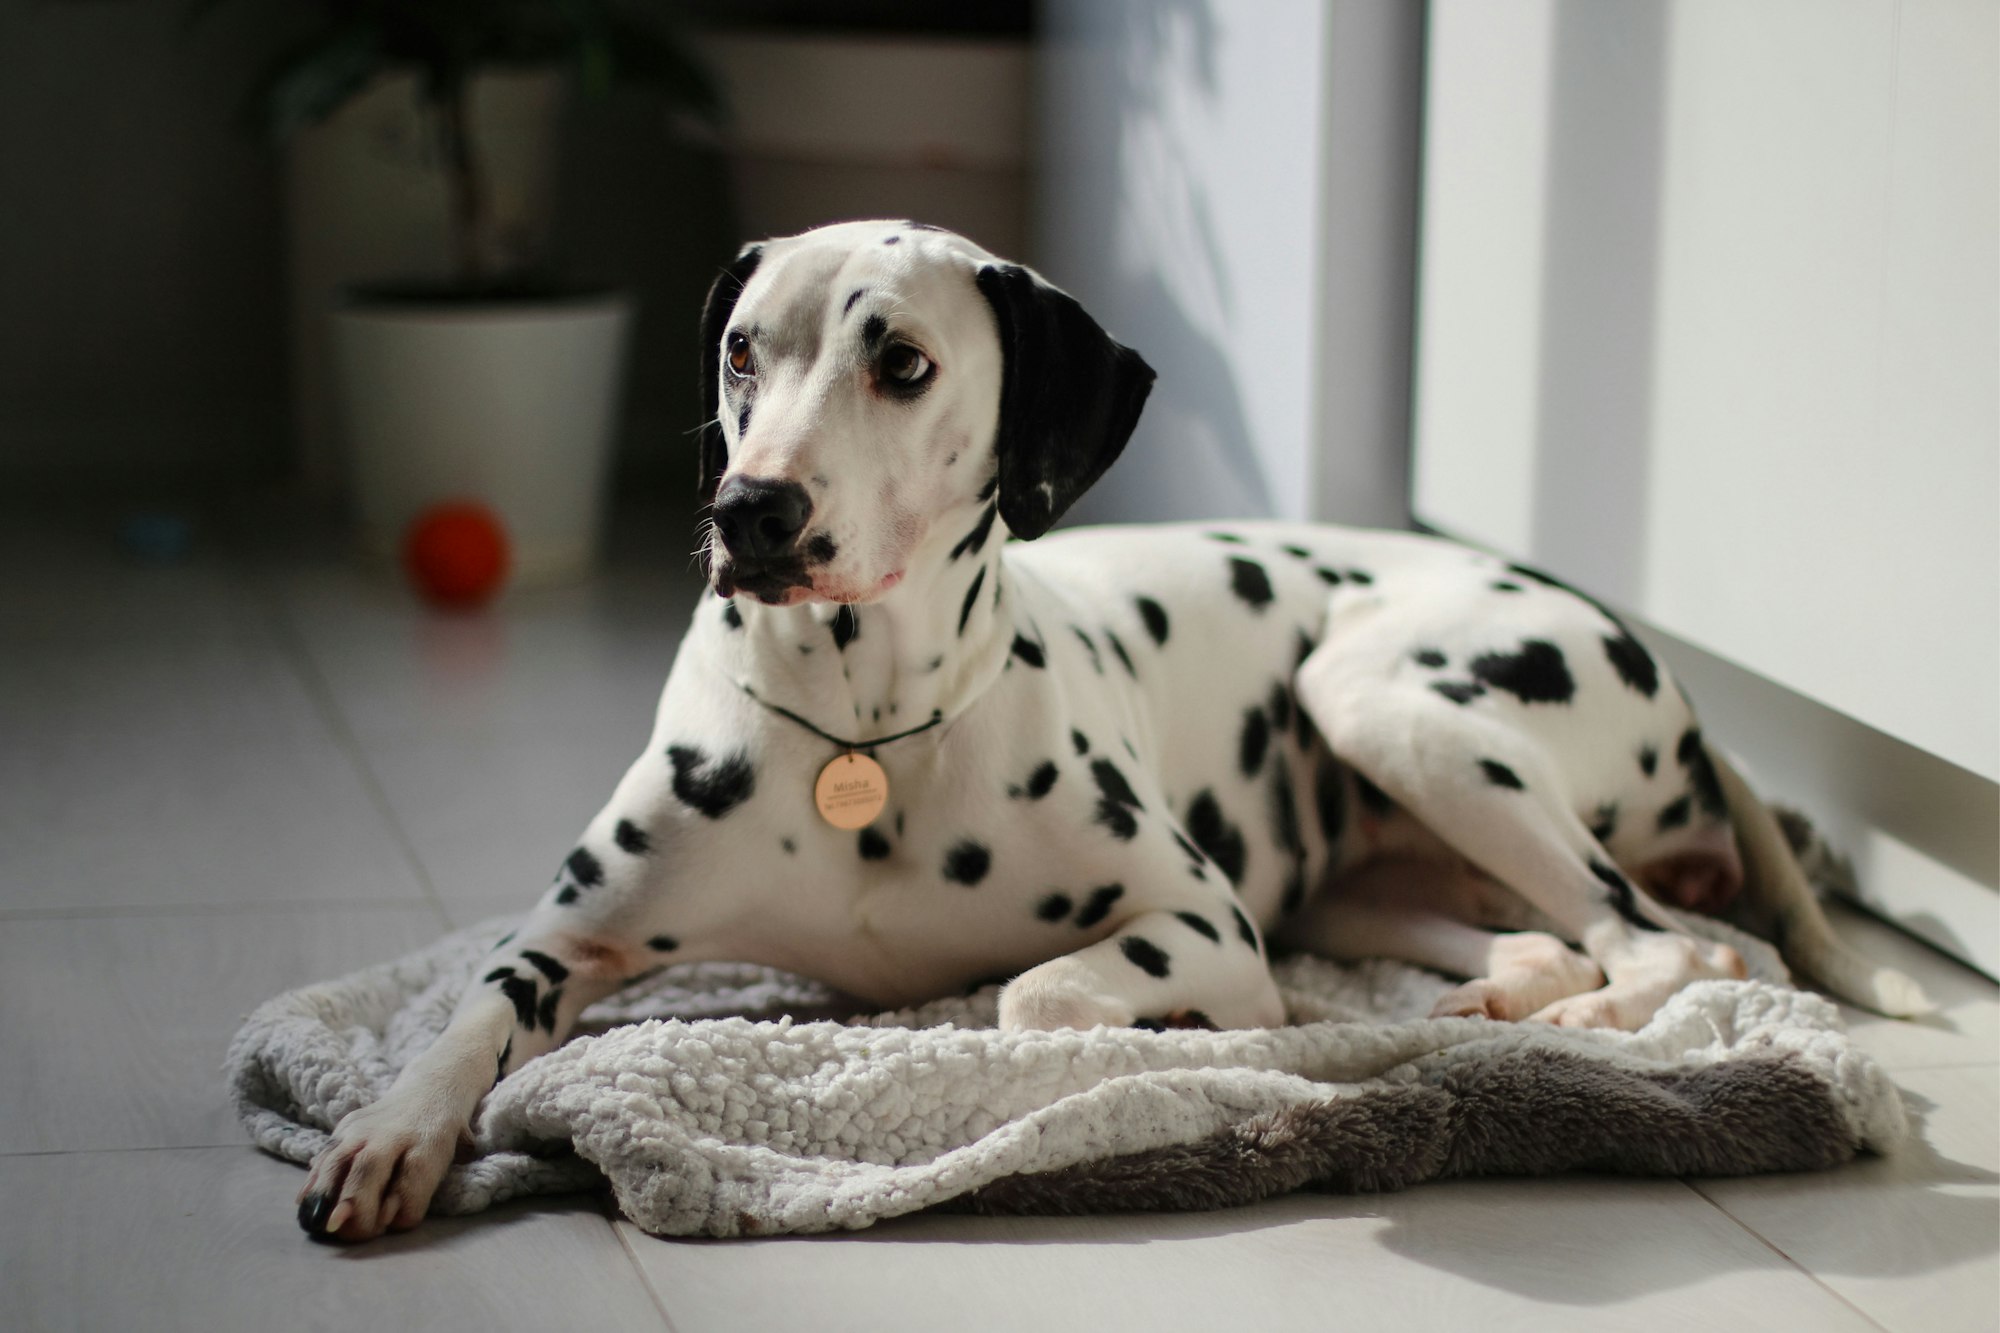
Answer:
[296,1097,467,1243]
[997,962,1139,1031]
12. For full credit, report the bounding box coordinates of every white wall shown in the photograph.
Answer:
[1415,0,1999,970]
[1033,0,1422,529]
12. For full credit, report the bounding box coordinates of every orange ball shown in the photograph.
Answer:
[403,502,510,608]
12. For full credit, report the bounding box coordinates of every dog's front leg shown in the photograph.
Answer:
[999,905,1286,1032]
[295,909,637,1242]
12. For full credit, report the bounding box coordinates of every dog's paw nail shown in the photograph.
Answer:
[297,1192,335,1236]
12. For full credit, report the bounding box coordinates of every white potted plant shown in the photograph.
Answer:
[214,0,720,583]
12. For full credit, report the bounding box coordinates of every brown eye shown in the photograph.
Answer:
[726,332,753,377]
[881,343,933,386]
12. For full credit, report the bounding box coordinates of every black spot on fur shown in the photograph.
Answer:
[1091,758,1143,840]
[1072,729,1090,756]
[1294,630,1315,668]
[520,950,569,984]
[858,826,892,860]
[1016,760,1060,800]
[1314,757,1347,846]
[1316,567,1343,585]
[1589,857,1665,931]
[555,885,580,905]
[565,846,603,889]
[1412,648,1447,668]
[647,935,678,952]
[498,974,538,1029]
[958,567,986,636]
[831,605,859,650]
[1267,682,1292,732]
[1185,790,1247,883]
[843,288,866,315]
[1433,680,1486,705]
[951,503,1000,561]
[1603,628,1660,697]
[1134,596,1169,646]
[1120,936,1172,978]
[1105,630,1137,677]
[536,988,561,1033]
[737,402,752,438]
[1171,827,1208,868]
[1638,745,1659,777]
[943,840,991,885]
[1282,544,1311,559]
[1175,911,1221,943]
[1479,759,1525,790]
[1679,728,1727,816]
[1228,557,1274,610]
[1590,803,1619,842]
[1346,570,1374,586]
[667,744,756,819]
[483,966,515,984]
[1355,772,1394,816]
[780,837,796,855]
[1492,580,1523,592]
[977,473,998,502]
[1037,892,1073,923]
[861,313,888,346]
[1207,531,1246,544]
[722,601,743,630]
[1232,905,1260,950]
[1469,639,1576,704]
[1071,625,1104,673]
[1074,883,1125,928]
[1239,707,1270,778]
[1011,635,1045,668]
[614,819,651,855]
[1656,795,1692,832]
[805,533,837,565]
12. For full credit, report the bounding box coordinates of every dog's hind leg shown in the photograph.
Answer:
[1293,644,1744,1030]
[1276,857,1604,1020]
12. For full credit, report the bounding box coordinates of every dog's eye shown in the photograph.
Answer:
[881,344,933,387]
[726,332,754,378]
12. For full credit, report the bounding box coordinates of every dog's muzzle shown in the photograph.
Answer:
[711,475,814,600]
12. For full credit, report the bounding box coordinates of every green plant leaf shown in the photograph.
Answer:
[244,21,390,141]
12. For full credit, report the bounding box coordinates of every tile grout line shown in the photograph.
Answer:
[1680,1179,1895,1332]
[611,1215,685,1333]
[225,547,456,938]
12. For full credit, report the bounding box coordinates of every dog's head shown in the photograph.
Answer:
[696,220,1155,605]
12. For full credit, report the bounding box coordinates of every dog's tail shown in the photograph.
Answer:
[1711,748,1934,1017]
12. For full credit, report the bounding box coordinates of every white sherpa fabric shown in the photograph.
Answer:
[227,917,1906,1237]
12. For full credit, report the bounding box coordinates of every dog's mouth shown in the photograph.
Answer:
[712,559,812,605]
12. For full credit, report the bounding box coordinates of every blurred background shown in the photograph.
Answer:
[0,0,1993,969]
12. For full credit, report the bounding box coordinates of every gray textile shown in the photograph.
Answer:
[227,919,1906,1237]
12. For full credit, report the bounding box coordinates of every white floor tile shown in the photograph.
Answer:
[618,1178,1878,1333]
[0,906,443,1153]
[1700,1064,2000,1333]
[0,1147,667,1333]
[1824,902,2000,1071]
[0,635,429,914]
[362,731,646,928]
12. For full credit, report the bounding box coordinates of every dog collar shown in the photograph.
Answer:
[738,683,944,830]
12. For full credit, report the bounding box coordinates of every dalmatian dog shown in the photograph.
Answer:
[297,220,1926,1242]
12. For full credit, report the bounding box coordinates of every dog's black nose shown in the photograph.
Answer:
[712,475,813,563]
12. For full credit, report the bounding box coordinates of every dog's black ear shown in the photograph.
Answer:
[697,243,764,509]
[975,263,1156,540]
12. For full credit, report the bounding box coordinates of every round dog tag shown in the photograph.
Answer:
[815,751,889,829]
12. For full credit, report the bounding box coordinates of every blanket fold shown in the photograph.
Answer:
[227,919,1905,1237]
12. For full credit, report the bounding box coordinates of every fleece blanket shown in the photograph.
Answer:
[227,918,1906,1238]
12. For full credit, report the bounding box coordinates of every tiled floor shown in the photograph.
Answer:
[3,499,1995,1333]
